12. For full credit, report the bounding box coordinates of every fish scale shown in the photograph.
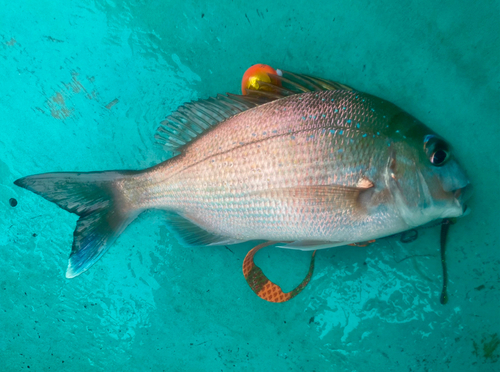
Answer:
[120,90,405,243]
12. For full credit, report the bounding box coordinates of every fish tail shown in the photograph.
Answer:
[14,170,140,278]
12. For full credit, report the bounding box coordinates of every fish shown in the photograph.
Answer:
[14,69,471,301]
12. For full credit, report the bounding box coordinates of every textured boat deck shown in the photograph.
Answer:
[1,0,499,370]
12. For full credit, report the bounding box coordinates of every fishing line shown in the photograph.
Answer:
[398,218,456,304]
[399,219,448,244]
[439,218,455,305]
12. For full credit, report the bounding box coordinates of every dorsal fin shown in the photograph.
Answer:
[155,70,355,153]
[155,94,267,153]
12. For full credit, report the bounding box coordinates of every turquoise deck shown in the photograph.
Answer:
[1,0,499,370]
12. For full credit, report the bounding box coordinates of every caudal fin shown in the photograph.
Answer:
[14,171,139,278]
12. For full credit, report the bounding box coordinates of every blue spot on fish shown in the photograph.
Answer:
[363,134,367,138]
[338,149,344,153]
[347,119,352,124]
[356,123,360,128]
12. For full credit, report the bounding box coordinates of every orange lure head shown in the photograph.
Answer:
[241,64,282,95]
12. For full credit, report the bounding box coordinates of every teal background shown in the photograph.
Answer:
[1,0,499,371]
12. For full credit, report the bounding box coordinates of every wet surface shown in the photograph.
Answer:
[1,0,499,371]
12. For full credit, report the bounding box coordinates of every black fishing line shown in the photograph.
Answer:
[400,229,418,243]
[439,218,452,305]
[399,219,447,244]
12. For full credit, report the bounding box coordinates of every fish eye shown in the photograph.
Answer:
[430,149,448,165]
[424,135,450,166]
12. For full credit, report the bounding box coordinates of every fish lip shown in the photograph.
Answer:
[454,183,473,214]
[454,183,473,202]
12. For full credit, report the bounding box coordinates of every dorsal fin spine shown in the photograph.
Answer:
[156,127,186,145]
[161,118,189,140]
[180,106,211,131]
[168,116,197,138]
[197,102,226,121]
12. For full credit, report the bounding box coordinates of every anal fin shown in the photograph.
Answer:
[164,212,240,247]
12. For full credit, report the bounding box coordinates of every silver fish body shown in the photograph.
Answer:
[15,81,471,277]
[120,89,469,246]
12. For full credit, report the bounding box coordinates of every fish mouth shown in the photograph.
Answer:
[453,183,473,214]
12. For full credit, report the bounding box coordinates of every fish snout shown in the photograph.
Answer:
[453,182,473,215]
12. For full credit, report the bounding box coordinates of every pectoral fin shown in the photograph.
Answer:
[251,184,375,219]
